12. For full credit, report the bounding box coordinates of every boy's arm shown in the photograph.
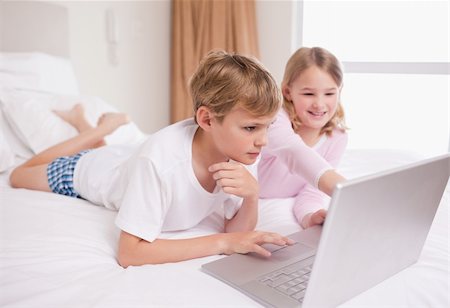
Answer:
[118,230,293,267]
[224,194,258,232]
[209,161,259,232]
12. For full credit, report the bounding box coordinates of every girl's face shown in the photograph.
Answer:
[284,66,340,132]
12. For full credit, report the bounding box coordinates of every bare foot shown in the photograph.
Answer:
[53,103,93,133]
[97,112,130,135]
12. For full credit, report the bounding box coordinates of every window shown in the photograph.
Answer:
[296,0,449,156]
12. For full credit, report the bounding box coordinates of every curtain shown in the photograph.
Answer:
[170,0,260,123]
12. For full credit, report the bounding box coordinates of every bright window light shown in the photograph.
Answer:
[298,0,449,157]
[302,1,449,62]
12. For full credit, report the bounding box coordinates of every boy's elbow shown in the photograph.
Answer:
[118,235,138,268]
[117,240,160,267]
[117,245,145,268]
[117,251,163,267]
[9,168,21,188]
[117,251,133,268]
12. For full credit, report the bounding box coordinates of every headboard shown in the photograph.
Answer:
[0,1,69,57]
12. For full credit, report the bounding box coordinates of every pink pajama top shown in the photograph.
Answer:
[258,109,348,223]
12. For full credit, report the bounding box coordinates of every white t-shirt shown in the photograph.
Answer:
[74,118,256,242]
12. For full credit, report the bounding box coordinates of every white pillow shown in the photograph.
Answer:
[0,107,33,159]
[0,52,79,95]
[0,88,146,155]
[0,128,15,173]
[0,71,40,90]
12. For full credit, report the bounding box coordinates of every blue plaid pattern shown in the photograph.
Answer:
[47,150,90,198]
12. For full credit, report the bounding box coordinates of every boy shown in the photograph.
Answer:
[10,50,293,267]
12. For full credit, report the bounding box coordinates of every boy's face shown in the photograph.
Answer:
[209,106,275,165]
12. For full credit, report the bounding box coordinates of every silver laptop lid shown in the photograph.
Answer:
[303,154,450,308]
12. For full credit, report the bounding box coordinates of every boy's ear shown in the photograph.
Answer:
[196,106,213,131]
[282,86,292,101]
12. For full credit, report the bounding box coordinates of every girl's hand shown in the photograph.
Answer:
[209,161,258,199]
[301,209,327,229]
[220,231,295,257]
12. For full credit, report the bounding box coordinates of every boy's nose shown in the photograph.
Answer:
[255,132,268,147]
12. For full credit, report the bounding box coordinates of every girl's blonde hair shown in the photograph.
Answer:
[282,47,347,136]
[190,50,281,123]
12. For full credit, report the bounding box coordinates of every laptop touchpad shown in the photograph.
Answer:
[255,242,316,262]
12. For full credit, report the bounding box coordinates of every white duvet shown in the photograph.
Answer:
[0,149,448,308]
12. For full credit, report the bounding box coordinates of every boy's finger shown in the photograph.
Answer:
[252,244,271,257]
[212,170,238,180]
[215,178,237,188]
[208,161,239,172]
[263,233,295,246]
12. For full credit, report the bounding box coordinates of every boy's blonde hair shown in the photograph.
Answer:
[282,47,347,136]
[190,50,281,123]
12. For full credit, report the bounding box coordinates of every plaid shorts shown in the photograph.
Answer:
[47,150,90,198]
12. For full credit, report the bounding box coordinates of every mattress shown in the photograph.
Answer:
[0,149,448,307]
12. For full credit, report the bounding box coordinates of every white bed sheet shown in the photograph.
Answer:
[0,150,448,308]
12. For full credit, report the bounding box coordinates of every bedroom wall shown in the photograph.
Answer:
[0,0,288,136]
[50,0,171,135]
[256,1,295,86]
[51,1,289,135]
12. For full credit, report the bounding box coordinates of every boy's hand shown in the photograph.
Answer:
[301,209,327,229]
[209,161,258,199]
[220,231,295,257]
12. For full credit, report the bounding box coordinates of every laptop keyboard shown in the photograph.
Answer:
[257,257,314,303]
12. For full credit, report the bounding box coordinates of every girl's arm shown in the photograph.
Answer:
[266,110,346,196]
[316,132,348,195]
[317,170,346,196]
[118,230,293,267]
[295,131,349,226]
[293,183,328,226]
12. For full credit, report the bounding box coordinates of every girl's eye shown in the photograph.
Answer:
[302,93,313,96]
[326,93,336,96]
[244,126,256,132]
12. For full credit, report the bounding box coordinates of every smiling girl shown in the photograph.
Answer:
[259,47,348,229]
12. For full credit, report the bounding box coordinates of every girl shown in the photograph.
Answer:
[259,47,348,229]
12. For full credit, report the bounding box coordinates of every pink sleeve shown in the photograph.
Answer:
[322,130,348,168]
[293,184,329,225]
[264,110,333,188]
[293,131,348,225]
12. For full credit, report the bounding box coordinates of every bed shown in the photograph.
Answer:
[0,3,449,307]
[0,142,448,308]
[0,57,449,308]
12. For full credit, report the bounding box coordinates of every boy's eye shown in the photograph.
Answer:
[244,126,256,132]
[302,93,313,96]
[326,92,336,96]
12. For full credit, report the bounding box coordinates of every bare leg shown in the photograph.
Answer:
[9,111,129,190]
[53,103,93,133]
[54,103,106,147]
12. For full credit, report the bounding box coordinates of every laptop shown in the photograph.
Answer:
[202,154,450,308]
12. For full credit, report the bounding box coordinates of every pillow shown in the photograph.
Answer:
[0,52,79,95]
[0,107,33,159]
[0,128,15,173]
[0,71,40,90]
[0,88,147,155]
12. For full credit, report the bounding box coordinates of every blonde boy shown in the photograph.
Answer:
[10,50,293,266]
